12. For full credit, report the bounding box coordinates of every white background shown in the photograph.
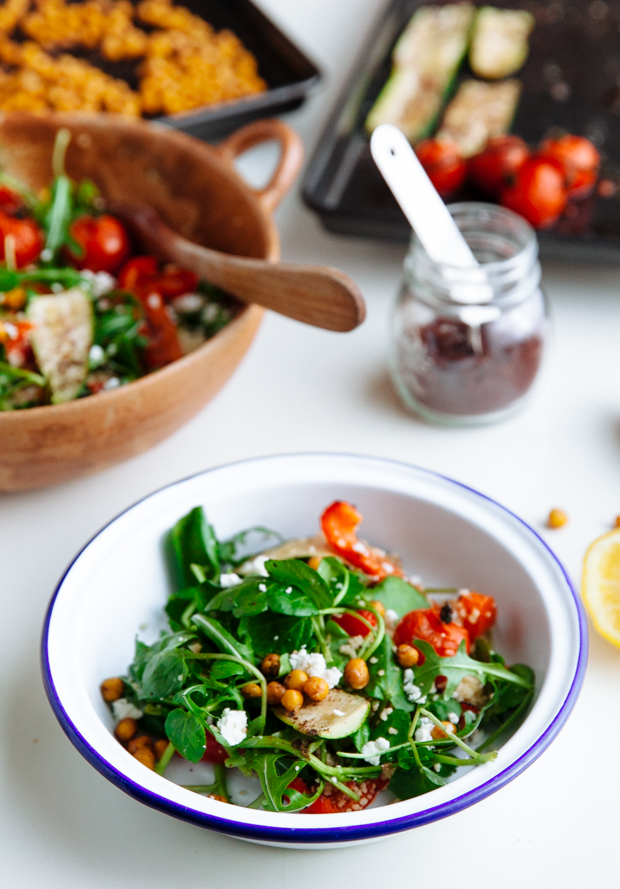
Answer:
[1,0,619,884]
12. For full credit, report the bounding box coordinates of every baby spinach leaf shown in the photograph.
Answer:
[269,584,320,616]
[207,578,271,618]
[169,507,220,589]
[192,614,253,661]
[371,707,410,759]
[389,762,446,800]
[351,720,371,752]
[265,559,331,610]
[318,557,366,605]
[370,576,427,618]
[366,634,414,712]
[165,708,206,763]
[165,582,220,630]
[141,649,187,699]
[488,665,535,714]
[239,612,314,658]
[413,641,533,699]
[426,699,462,724]
[210,660,247,682]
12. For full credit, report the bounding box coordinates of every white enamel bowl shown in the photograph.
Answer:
[42,454,587,848]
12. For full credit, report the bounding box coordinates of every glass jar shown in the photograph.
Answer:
[389,203,549,426]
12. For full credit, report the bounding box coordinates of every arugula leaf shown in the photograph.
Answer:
[210,660,246,682]
[141,649,187,699]
[165,582,220,630]
[413,641,534,699]
[169,507,220,588]
[389,762,446,800]
[487,665,535,715]
[165,708,206,763]
[192,614,253,661]
[231,749,320,813]
[370,576,427,618]
[265,559,331,609]
[366,634,414,712]
[238,612,314,658]
[218,526,283,567]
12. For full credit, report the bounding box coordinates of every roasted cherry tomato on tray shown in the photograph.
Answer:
[67,214,131,273]
[321,500,403,581]
[468,135,529,196]
[393,605,470,660]
[416,139,466,197]
[500,156,568,228]
[539,134,600,198]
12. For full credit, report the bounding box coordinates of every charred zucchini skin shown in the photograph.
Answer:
[469,7,534,80]
[365,3,475,143]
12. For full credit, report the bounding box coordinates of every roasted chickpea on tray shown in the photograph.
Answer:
[101,499,534,813]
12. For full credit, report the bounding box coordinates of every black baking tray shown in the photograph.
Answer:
[302,0,620,262]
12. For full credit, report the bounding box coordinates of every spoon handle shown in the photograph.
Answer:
[112,203,366,333]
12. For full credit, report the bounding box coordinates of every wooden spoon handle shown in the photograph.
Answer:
[113,203,366,332]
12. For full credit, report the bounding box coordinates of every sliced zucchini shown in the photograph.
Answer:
[274,688,370,740]
[28,286,93,403]
[435,78,521,157]
[366,3,475,142]
[469,8,534,80]
[236,535,333,575]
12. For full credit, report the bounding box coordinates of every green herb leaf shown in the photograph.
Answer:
[165,708,206,763]
[366,633,414,712]
[210,660,247,681]
[169,507,220,588]
[370,576,427,618]
[269,583,320,616]
[238,612,314,658]
[389,762,446,800]
[141,649,187,699]
[265,559,332,610]
[413,641,534,698]
[206,577,271,617]
[192,614,253,661]
[371,707,410,759]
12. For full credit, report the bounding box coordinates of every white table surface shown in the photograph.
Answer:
[2,0,619,883]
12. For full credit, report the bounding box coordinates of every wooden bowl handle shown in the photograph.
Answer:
[216,118,304,213]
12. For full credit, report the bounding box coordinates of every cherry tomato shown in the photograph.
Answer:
[454,590,497,639]
[321,501,403,581]
[468,136,530,196]
[0,317,33,366]
[117,255,159,291]
[539,134,600,197]
[0,186,24,215]
[393,606,470,661]
[304,778,387,814]
[202,729,228,764]
[500,157,568,228]
[0,212,43,268]
[416,139,466,197]
[157,264,199,299]
[67,214,131,273]
[332,609,378,638]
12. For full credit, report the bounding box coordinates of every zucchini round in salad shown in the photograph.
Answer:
[101,501,535,814]
[0,129,236,411]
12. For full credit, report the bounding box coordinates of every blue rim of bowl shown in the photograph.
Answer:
[41,453,588,844]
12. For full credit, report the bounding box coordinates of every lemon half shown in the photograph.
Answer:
[582,528,620,647]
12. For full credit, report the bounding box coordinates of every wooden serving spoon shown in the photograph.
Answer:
[109,202,366,332]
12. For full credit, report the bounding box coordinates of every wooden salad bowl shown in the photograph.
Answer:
[0,113,303,491]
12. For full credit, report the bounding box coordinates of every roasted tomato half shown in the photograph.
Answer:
[454,590,497,639]
[67,214,131,273]
[539,134,600,198]
[468,135,529,196]
[500,156,568,228]
[393,605,470,660]
[321,501,403,581]
[332,609,378,638]
[0,212,44,268]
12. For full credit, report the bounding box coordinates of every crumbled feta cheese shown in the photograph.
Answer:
[219,572,241,588]
[40,248,53,262]
[448,712,460,724]
[89,344,105,365]
[458,588,470,596]
[202,303,220,323]
[338,635,365,658]
[379,707,393,722]
[377,669,385,676]
[51,282,63,293]
[369,657,378,664]
[384,609,399,630]
[288,647,342,688]
[258,583,267,593]
[103,376,120,391]
[244,554,269,577]
[414,717,434,743]
[403,668,423,702]
[433,763,442,772]
[80,268,116,296]
[361,737,390,766]
[112,698,143,722]
[173,293,205,314]
[147,293,162,309]
[333,709,345,717]
[285,587,292,594]
[216,708,247,746]
[388,726,398,735]
[188,642,202,654]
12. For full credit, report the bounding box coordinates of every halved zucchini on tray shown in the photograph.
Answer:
[469,7,534,80]
[436,78,522,157]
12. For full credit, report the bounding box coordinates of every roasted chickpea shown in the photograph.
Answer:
[267,681,286,706]
[261,653,281,677]
[281,688,304,712]
[303,676,329,702]
[431,721,456,741]
[154,739,169,761]
[100,677,124,702]
[396,644,419,668]
[241,682,263,698]
[115,717,138,743]
[307,556,322,570]
[547,508,568,529]
[285,669,309,690]
[369,600,386,617]
[128,735,152,755]
[344,657,369,690]
[133,746,156,769]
